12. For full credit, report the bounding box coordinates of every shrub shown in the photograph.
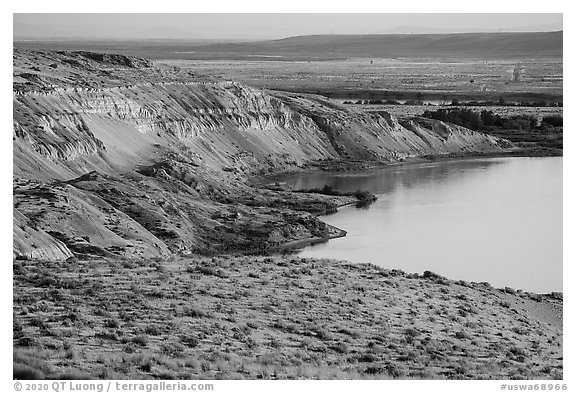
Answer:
[423,108,483,130]
[337,327,360,338]
[184,306,209,318]
[138,362,153,373]
[404,328,421,338]
[357,353,378,363]
[180,335,199,348]
[422,271,448,283]
[16,336,38,347]
[549,292,563,300]
[364,365,385,375]
[56,369,92,379]
[104,318,119,329]
[95,331,120,341]
[353,190,376,204]
[246,321,259,329]
[422,108,540,132]
[160,342,185,357]
[542,115,563,127]
[312,326,332,341]
[13,363,44,380]
[131,335,149,347]
[145,325,162,336]
[329,342,349,354]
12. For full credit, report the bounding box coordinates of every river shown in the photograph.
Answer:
[284,157,562,293]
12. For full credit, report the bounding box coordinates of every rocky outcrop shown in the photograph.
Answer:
[13,49,512,260]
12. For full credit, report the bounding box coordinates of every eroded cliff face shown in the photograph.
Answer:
[13,49,511,260]
[14,80,508,181]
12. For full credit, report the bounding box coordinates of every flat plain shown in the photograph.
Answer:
[161,58,563,103]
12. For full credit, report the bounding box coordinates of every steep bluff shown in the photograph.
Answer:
[13,49,511,260]
[14,81,508,180]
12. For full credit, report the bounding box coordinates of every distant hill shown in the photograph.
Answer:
[189,31,562,59]
[14,31,562,60]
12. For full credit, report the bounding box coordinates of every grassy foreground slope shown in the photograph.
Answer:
[14,256,562,380]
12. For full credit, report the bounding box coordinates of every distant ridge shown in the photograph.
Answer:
[14,31,562,60]
[191,31,562,59]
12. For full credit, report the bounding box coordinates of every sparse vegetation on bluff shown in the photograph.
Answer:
[13,255,562,380]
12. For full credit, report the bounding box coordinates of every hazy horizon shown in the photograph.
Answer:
[14,13,562,41]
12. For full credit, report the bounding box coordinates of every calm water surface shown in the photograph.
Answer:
[285,157,562,293]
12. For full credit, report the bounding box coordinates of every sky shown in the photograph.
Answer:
[13,13,563,40]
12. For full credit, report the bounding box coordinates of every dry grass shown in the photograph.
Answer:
[13,256,562,380]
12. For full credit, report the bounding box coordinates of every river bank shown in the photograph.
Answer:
[253,146,562,189]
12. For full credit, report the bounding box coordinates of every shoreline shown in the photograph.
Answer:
[268,223,348,253]
[258,200,360,255]
[252,147,562,188]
